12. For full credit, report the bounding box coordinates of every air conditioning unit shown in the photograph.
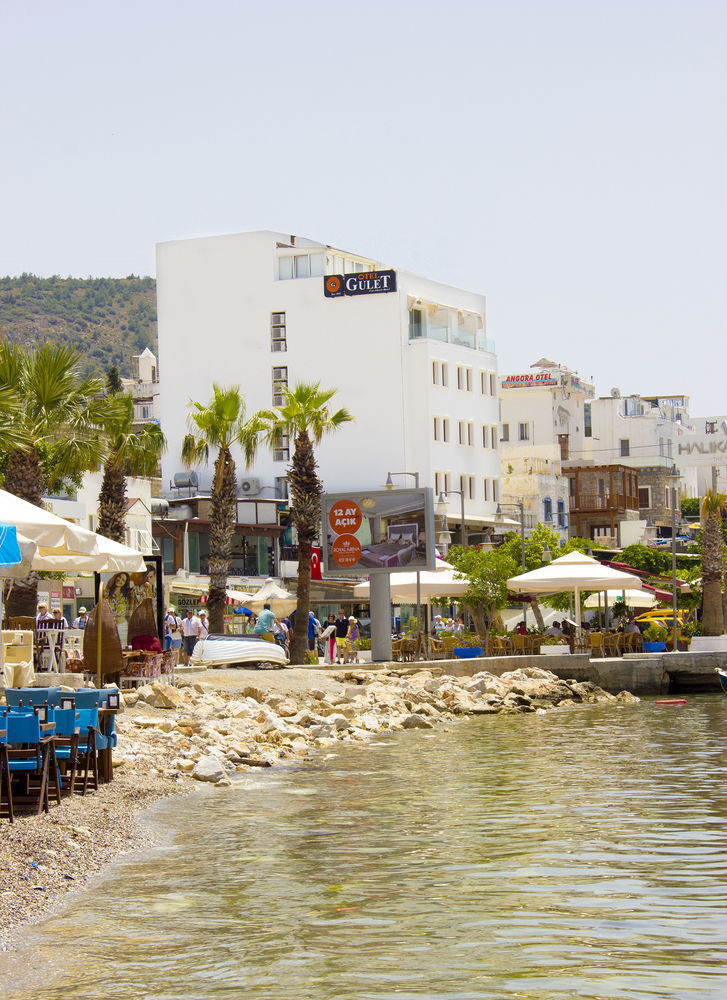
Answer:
[240,477,261,496]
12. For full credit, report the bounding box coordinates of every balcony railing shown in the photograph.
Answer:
[569,493,638,512]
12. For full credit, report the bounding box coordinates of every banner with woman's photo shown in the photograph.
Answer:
[95,556,163,647]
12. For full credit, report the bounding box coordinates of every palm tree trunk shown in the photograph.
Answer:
[4,446,45,618]
[289,430,322,665]
[207,447,237,634]
[701,508,725,635]
[97,462,127,542]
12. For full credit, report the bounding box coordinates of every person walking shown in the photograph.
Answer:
[180,609,202,664]
[334,610,349,664]
[198,609,210,640]
[253,603,277,641]
[321,613,337,664]
[164,606,182,652]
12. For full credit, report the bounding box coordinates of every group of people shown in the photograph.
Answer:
[432,615,465,636]
[320,611,360,664]
[163,606,210,664]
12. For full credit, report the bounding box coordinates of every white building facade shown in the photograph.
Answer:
[498,361,595,542]
[156,231,501,544]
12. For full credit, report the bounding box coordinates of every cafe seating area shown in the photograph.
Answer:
[392,627,646,661]
[0,686,120,823]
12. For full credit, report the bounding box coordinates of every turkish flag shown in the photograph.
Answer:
[311,546,322,580]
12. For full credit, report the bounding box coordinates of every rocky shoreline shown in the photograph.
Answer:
[1,664,638,948]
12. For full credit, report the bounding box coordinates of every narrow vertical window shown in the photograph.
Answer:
[271,312,287,352]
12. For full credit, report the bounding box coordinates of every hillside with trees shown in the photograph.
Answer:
[0,274,157,379]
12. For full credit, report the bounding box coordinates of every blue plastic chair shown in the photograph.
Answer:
[0,712,13,822]
[74,708,100,793]
[5,687,63,709]
[4,712,60,814]
[52,709,81,794]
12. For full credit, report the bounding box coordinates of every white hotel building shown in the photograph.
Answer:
[156,231,501,547]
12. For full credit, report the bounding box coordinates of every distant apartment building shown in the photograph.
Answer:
[155,231,502,577]
[122,347,161,428]
[584,391,687,537]
[499,360,595,542]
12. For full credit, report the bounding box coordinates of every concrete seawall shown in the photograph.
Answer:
[414,649,727,696]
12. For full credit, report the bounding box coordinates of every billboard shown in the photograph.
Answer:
[321,488,435,577]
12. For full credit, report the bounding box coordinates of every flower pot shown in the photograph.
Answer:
[643,641,666,652]
[453,647,483,659]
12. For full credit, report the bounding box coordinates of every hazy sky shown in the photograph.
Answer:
[2,0,725,414]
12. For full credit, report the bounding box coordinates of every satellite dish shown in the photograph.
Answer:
[610,387,622,398]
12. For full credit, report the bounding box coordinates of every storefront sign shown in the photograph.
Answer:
[501,373,559,388]
[677,434,727,467]
[324,270,397,298]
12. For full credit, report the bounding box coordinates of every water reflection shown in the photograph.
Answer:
[8,697,727,1000]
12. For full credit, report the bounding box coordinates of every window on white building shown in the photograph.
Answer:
[620,438,630,457]
[275,476,289,500]
[271,312,287,352]
[467,422,474,447]
[543,497,553,522]
[493,478,499,501]
[273,434,290,462]
[458,420,466,445]
[466,368,473,392]
[480,371,488,395]
[272,366,288,406]
[501,423,510,442]
[491,426,497,449]
[432,359,439,384]
[457,366,464,390]
[433,417,441,442]
[278,253,324,280]
[489,373,496,396]
[441,363,449,387]
[410,309,423,340]
[557,499,566,528]
[443,418,450,443]
[483,478,490,502]
[482,425,489,448]
[518,422,529,441]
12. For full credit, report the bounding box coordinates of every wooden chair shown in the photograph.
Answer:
[9,616,35,631]
[400,638,417,662]
[391,639,402,661]
[3,711,60,816]
[589,632,604,657]
[511,634,527,655]
[603,632,621,658]
[428,636,445,659]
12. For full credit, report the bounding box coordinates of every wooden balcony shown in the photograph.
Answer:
[569,492,639,514]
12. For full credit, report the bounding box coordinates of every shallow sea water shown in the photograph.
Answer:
[6,696,727,1000]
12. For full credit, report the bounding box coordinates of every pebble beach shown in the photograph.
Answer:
[1,663,639,949]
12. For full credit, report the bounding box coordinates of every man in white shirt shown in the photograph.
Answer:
[180,609,202,664]
[198,609,210,640]
[71,607,89,630]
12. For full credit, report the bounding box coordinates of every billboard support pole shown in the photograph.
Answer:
[370,572,392,662]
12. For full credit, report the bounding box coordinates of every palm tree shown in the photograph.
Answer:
[700,489,726,636]
[243,382,353,665]
[182,385,247,634]
[0,341,107,616]
[97,393,166,543]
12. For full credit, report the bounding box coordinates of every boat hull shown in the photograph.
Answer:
[190,634,288,669]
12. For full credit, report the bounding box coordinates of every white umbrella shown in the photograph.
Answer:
[584,589,656,609]
[507,551,643,626]
[0,490,147,576]
[352,559,468,602]
[246,577,298,615]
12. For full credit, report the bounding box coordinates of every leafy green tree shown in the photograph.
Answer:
[97,394,166,543]
[106,365,123,395]
[446,544,518,651]
[243,383,353,665]
[0,342,107,616]
[681,497,700,519]
[182,386,247,635]
[620,544,671,576]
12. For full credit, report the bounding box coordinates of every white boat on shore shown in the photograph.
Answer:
[190,634,288,669]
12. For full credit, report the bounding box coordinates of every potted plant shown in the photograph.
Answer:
[643,623,667,652]
[452,632,484,658]
[540,635,569,655]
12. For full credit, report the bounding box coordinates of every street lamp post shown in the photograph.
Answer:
[385,471,422,636]
[672,484,679,652]
[436,490,466,548]
[495,501,526,624]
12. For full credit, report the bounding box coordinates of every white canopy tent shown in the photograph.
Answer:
[584,589,657,610]
[246,578,298,615]
[352,559,468,603]
[507,551,644,626]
